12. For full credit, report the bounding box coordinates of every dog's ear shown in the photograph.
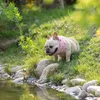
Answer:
[47,35,51,39]
[53,32,59,40]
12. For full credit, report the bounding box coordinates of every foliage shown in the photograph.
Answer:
[76,35,100,80]
[20,0,100,82]
[72,0,100,27]
[20,6,76,75]
[0,45,26,67]
[4,3,22,22]
[36,0,77,8]
[43,0,54,5]
[24,57,39,77]
[48,73,64,85]
[0,2,22,38]
[20,93,39,100]
[19,33,47,75]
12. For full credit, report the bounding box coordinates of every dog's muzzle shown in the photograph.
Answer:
[46,48,58,56]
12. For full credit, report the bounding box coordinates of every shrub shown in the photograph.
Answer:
[19,32,48,75]
[0,2,22,38]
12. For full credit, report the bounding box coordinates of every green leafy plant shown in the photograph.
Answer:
[48,73,64,85]
[0,2,22,38]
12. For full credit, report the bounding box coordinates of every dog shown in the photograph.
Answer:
[45,32,80,62]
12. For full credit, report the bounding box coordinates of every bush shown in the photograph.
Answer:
[0,2,22,38]
[19,32,48,75]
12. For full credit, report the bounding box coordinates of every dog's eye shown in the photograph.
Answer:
[50,46,53,48]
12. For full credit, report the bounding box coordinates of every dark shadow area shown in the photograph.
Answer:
[22,5,75,34]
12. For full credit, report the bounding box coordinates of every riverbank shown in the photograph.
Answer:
[1,60,100,100]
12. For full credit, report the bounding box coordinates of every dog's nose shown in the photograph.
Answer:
[46,48,50,53]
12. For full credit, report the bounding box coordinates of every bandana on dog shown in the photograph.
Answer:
[54,36,68,55]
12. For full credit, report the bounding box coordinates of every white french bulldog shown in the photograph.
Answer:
[45,32,80,62]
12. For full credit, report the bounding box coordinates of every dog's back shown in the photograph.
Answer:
[68,37,80,53]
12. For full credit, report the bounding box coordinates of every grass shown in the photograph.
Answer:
[0,1,100,84]
[0,45,26,67]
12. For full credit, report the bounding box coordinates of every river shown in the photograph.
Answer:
[0,81,76,100]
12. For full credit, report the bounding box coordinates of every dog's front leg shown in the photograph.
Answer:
[54,55,58,61]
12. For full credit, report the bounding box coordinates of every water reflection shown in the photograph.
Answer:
[0,81,76,100]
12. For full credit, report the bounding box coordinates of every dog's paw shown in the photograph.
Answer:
[66,59,70,62]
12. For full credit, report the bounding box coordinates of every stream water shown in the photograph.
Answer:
[0,81,76,100]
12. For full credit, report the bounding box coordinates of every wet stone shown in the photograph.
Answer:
[82,80,98,91]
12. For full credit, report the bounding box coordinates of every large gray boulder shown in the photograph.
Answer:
[35,59,53,76]
[37,63,59,84]
[87,86,100,96]
[78,90,88,99]
[82,80,98,91]
[95,89,100,97]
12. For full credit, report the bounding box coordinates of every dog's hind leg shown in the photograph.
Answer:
[66,50,71,62]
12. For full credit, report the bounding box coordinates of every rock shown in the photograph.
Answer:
[82,80,98,91]
[37,77,47,84]
[62,78,69,85]
[35,59,53,76]
[0,65,11,80]
[12,77,24,84]
[87,86,100,96]
[12,69,27,79]
[65,86,82,95]
[26,77,36,84]
[51,85,58,89]
[0,64,2,67]
[95,90,100,97]
[78,90,87,99]
[34,82,50,88]
[87,93,95,97]
[37,63,59,84]
[11,66,24,73]
[70,78,86,86]
[0,66,5,74]
[87,86,100,94]
[55,85,68,92]
[97,97,100,100]
[85,96,97,100]
[1,73,11,80]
